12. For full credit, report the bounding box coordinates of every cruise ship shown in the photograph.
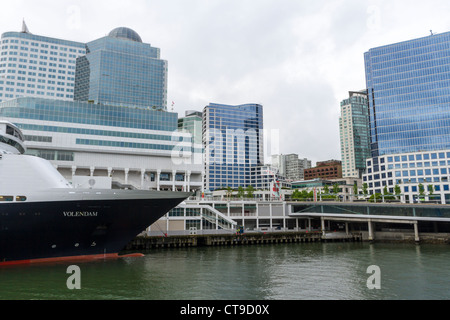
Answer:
[0,120,190,265]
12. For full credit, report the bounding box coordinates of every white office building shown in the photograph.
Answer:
[363,149,450,204]
[0,22,86,102]
[271,153,311,181]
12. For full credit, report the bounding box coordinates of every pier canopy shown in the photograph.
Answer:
[290,202,450,221]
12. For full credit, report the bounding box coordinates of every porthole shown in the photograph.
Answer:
[74,243,79,247]
[51,244,56,249]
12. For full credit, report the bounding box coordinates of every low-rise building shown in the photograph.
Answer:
[304,160,342,180]
[363,150,450,204]
[291,177,361,202]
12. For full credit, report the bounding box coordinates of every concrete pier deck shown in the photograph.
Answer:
[124,231,363,251]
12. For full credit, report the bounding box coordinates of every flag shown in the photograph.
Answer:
[271,180,280,199]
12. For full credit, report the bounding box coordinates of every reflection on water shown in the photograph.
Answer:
[0,243,449,300]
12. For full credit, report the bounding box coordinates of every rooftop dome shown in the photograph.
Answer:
[108,27,142,43]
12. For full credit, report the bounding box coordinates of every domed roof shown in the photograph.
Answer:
[108,27,142,43]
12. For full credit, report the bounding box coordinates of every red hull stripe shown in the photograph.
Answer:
[0,253,121,266]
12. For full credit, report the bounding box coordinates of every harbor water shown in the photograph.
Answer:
[0,242,449,300]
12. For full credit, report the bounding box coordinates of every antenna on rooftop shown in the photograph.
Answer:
[21,19,31,34]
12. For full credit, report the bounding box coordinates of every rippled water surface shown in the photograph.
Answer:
[1,242,449,300]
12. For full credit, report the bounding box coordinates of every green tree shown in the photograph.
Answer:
[292,190,313,201]
[394,184,401,197]
[418,183,425,196]
[368,193,382,202]
[320,185,335,199]
[333,183,340,194]
[245,185,254,198]
[225,186,233,199]
[237,186,245,198]
[353,183,358,199]
[362,183,368,196]
[382,186,396,201]
[427,184,434,195]
[292,189,301,200]
[333,183,340,200]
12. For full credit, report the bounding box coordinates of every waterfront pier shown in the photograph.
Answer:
[124,230,363,251]
[290,202,450,243]
[141,199,450,248]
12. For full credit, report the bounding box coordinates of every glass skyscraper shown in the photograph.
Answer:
[363,31,450,203]
[74,27,168,110]
[364,31,450,157]
[339,90,370,178]
[203,103,264,191]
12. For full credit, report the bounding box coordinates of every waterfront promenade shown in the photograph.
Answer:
[128,200,450,251]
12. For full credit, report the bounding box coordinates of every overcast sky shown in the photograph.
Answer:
[1,0,450,165]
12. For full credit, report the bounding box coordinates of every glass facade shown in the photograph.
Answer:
[364,31,450,157]
[0,97,200,155]
[339,90,370,178]
[0,97,177,131]
[203,103,264,191]
[178,110,202,144]
[74,28,168,110]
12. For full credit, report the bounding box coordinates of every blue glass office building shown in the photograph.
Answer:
[203,103,264,191]
[74,27,168,110]
[363,31,450,202]
[364,31,450,157]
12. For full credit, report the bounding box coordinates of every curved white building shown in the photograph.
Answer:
[0,97,203,192]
